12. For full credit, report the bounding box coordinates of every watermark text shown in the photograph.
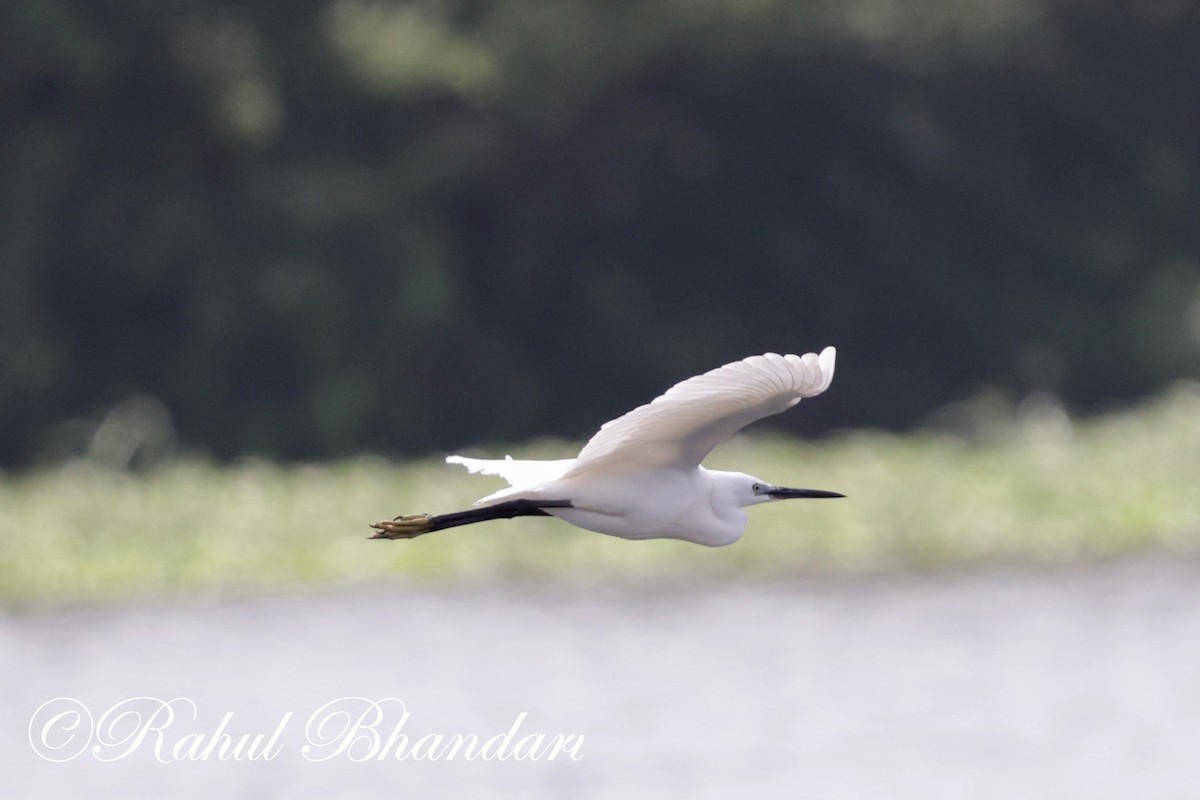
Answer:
[28,697,584,763]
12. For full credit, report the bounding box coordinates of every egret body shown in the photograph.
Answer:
[371,347,841,547]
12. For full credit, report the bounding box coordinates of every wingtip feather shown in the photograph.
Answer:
[818,346,836,392]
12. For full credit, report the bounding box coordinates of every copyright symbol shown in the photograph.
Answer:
[29,697,94,762]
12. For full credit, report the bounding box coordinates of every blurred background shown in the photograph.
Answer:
[3,0,1199,466]
[4,0,1200,796]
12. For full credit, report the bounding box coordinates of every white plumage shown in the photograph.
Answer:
[372,347,841,547]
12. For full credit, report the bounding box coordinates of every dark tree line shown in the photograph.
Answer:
[2,0,1198,466]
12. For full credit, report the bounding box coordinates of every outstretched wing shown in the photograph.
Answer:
[561,347,836,478]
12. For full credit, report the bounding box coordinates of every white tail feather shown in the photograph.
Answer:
[446,455,574,504]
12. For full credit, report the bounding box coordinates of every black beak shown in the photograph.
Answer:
[768,487,845,500]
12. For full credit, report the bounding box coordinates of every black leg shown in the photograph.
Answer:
[370,499,573,540]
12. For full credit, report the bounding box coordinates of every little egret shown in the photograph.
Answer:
[370,347,842,546]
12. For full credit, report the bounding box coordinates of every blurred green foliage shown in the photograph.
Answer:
[2,0,1199,466]
[2,382,1197,605]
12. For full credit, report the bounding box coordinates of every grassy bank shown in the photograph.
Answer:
[2,385,1199,605]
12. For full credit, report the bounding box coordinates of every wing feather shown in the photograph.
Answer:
[561,347,836,478]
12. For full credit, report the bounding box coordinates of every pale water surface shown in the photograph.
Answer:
[4,557,1199,798]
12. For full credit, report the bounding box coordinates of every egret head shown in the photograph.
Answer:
[729,472,845,508]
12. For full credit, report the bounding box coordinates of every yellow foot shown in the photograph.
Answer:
[369,513,434,540]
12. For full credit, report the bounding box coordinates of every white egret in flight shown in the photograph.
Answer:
[370,347,841,547]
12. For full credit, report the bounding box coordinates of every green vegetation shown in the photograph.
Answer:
[3,385,1197,607]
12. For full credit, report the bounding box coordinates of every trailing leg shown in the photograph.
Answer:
[369,499,573,540]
